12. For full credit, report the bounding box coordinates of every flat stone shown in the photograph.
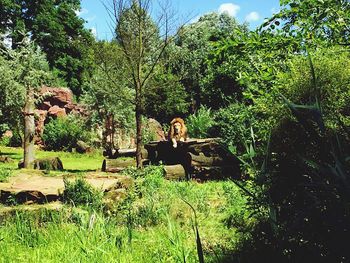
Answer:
[0,174,129,205]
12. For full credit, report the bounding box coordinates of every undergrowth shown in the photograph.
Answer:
[0,165,252,262]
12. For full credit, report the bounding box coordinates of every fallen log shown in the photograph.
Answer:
[117,148,136,158]
[102,158,136,172]
[185,152,227,167]
[192,166,240,180]
[163,165,186,180]
[187,141,229,157]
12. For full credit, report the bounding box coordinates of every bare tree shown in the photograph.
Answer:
[105,0,181,167]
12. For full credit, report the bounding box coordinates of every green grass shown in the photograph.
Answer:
[0,147,253,262]
[0,146,104,177]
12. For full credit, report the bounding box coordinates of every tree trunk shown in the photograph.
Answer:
[23,88,35,168]
[135,83,143,168]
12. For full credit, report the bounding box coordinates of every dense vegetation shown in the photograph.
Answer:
[0,0,350,262]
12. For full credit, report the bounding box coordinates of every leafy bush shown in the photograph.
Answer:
[0,168,12,182]
[63,177,104,210]
[185,106,215,138]
[43,115,90,151]
[233,50,350,262]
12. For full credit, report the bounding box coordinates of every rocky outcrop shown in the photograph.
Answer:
[144,118,166,141]
[18,157,64,171]
[34,86,86,144]
[41,86,73,108]
[47,105,66,118]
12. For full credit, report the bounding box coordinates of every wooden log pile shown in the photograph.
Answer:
[144,138,240,180]
[101,148,149,173]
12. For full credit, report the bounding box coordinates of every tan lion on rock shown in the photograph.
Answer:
[168,117,188,148]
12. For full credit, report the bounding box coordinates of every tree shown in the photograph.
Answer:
[0,0,94,96]
[143,66,190,123]
[82,40,134,154]
[2,38,52,168]
[264,0,350,46]
[107,0,179,167]
[170,12,248,110]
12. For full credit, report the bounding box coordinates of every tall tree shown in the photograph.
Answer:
[0,0,94,96]
[3,38,52,168]
[107,0,179,167]
[82,40,134,154]
[170,13,248,110]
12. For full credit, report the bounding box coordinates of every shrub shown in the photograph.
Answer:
[0,168,12,182]
[185,106,215,138]
[62,177,104,210]
[43,115,89,151]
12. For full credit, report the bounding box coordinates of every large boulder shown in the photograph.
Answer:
[18,157,64,171]
[144,118,166,141]
[41,86,73,107]
[76,140,91,153]
[48,105,66,118]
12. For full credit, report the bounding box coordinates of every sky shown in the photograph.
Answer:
[79,0,281,40]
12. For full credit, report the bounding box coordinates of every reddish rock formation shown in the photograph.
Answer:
[41,86,73,107]
[34,86,86,145]
[48,105,67,118]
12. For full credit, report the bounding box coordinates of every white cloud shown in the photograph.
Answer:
[218,3,240,17]
[245,11,260,22]
[75,8,88,16]
[90,27,97,37]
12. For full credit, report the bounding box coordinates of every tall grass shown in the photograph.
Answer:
[0,166,249,262]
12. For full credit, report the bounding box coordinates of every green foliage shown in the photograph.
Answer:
[170,12,248,110]
[186,106,215,138]
[43,115,90,151]
[144,70,190,123]
[82,41,134,151]
[0,39,59,139]
[63,177,104,210]
[274,47,350,133]
[264,0,350,46]
[0,136,10,147]
[0,0,94,96]
[0,167,12,182]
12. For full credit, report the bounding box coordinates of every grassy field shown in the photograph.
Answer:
[0,147,252,262]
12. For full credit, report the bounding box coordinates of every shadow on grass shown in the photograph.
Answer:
[63,169,98,173]
[0,152,20,158]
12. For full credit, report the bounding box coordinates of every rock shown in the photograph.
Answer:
[103,176,133,211]
[18,157,64,171]
[144,118,166,141]
[105,176,133,192]
[0,156,13,163]
[48,105,66,118]
[38,101,51,111]
[64,103,86,115]
[76,140,91,154]
[41,86,73,107]
[2,130,13,139]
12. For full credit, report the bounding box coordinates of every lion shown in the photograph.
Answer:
[168,117,188,148]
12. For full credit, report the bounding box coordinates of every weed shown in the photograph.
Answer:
[0,167,12,182]
[63,177,104,210]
